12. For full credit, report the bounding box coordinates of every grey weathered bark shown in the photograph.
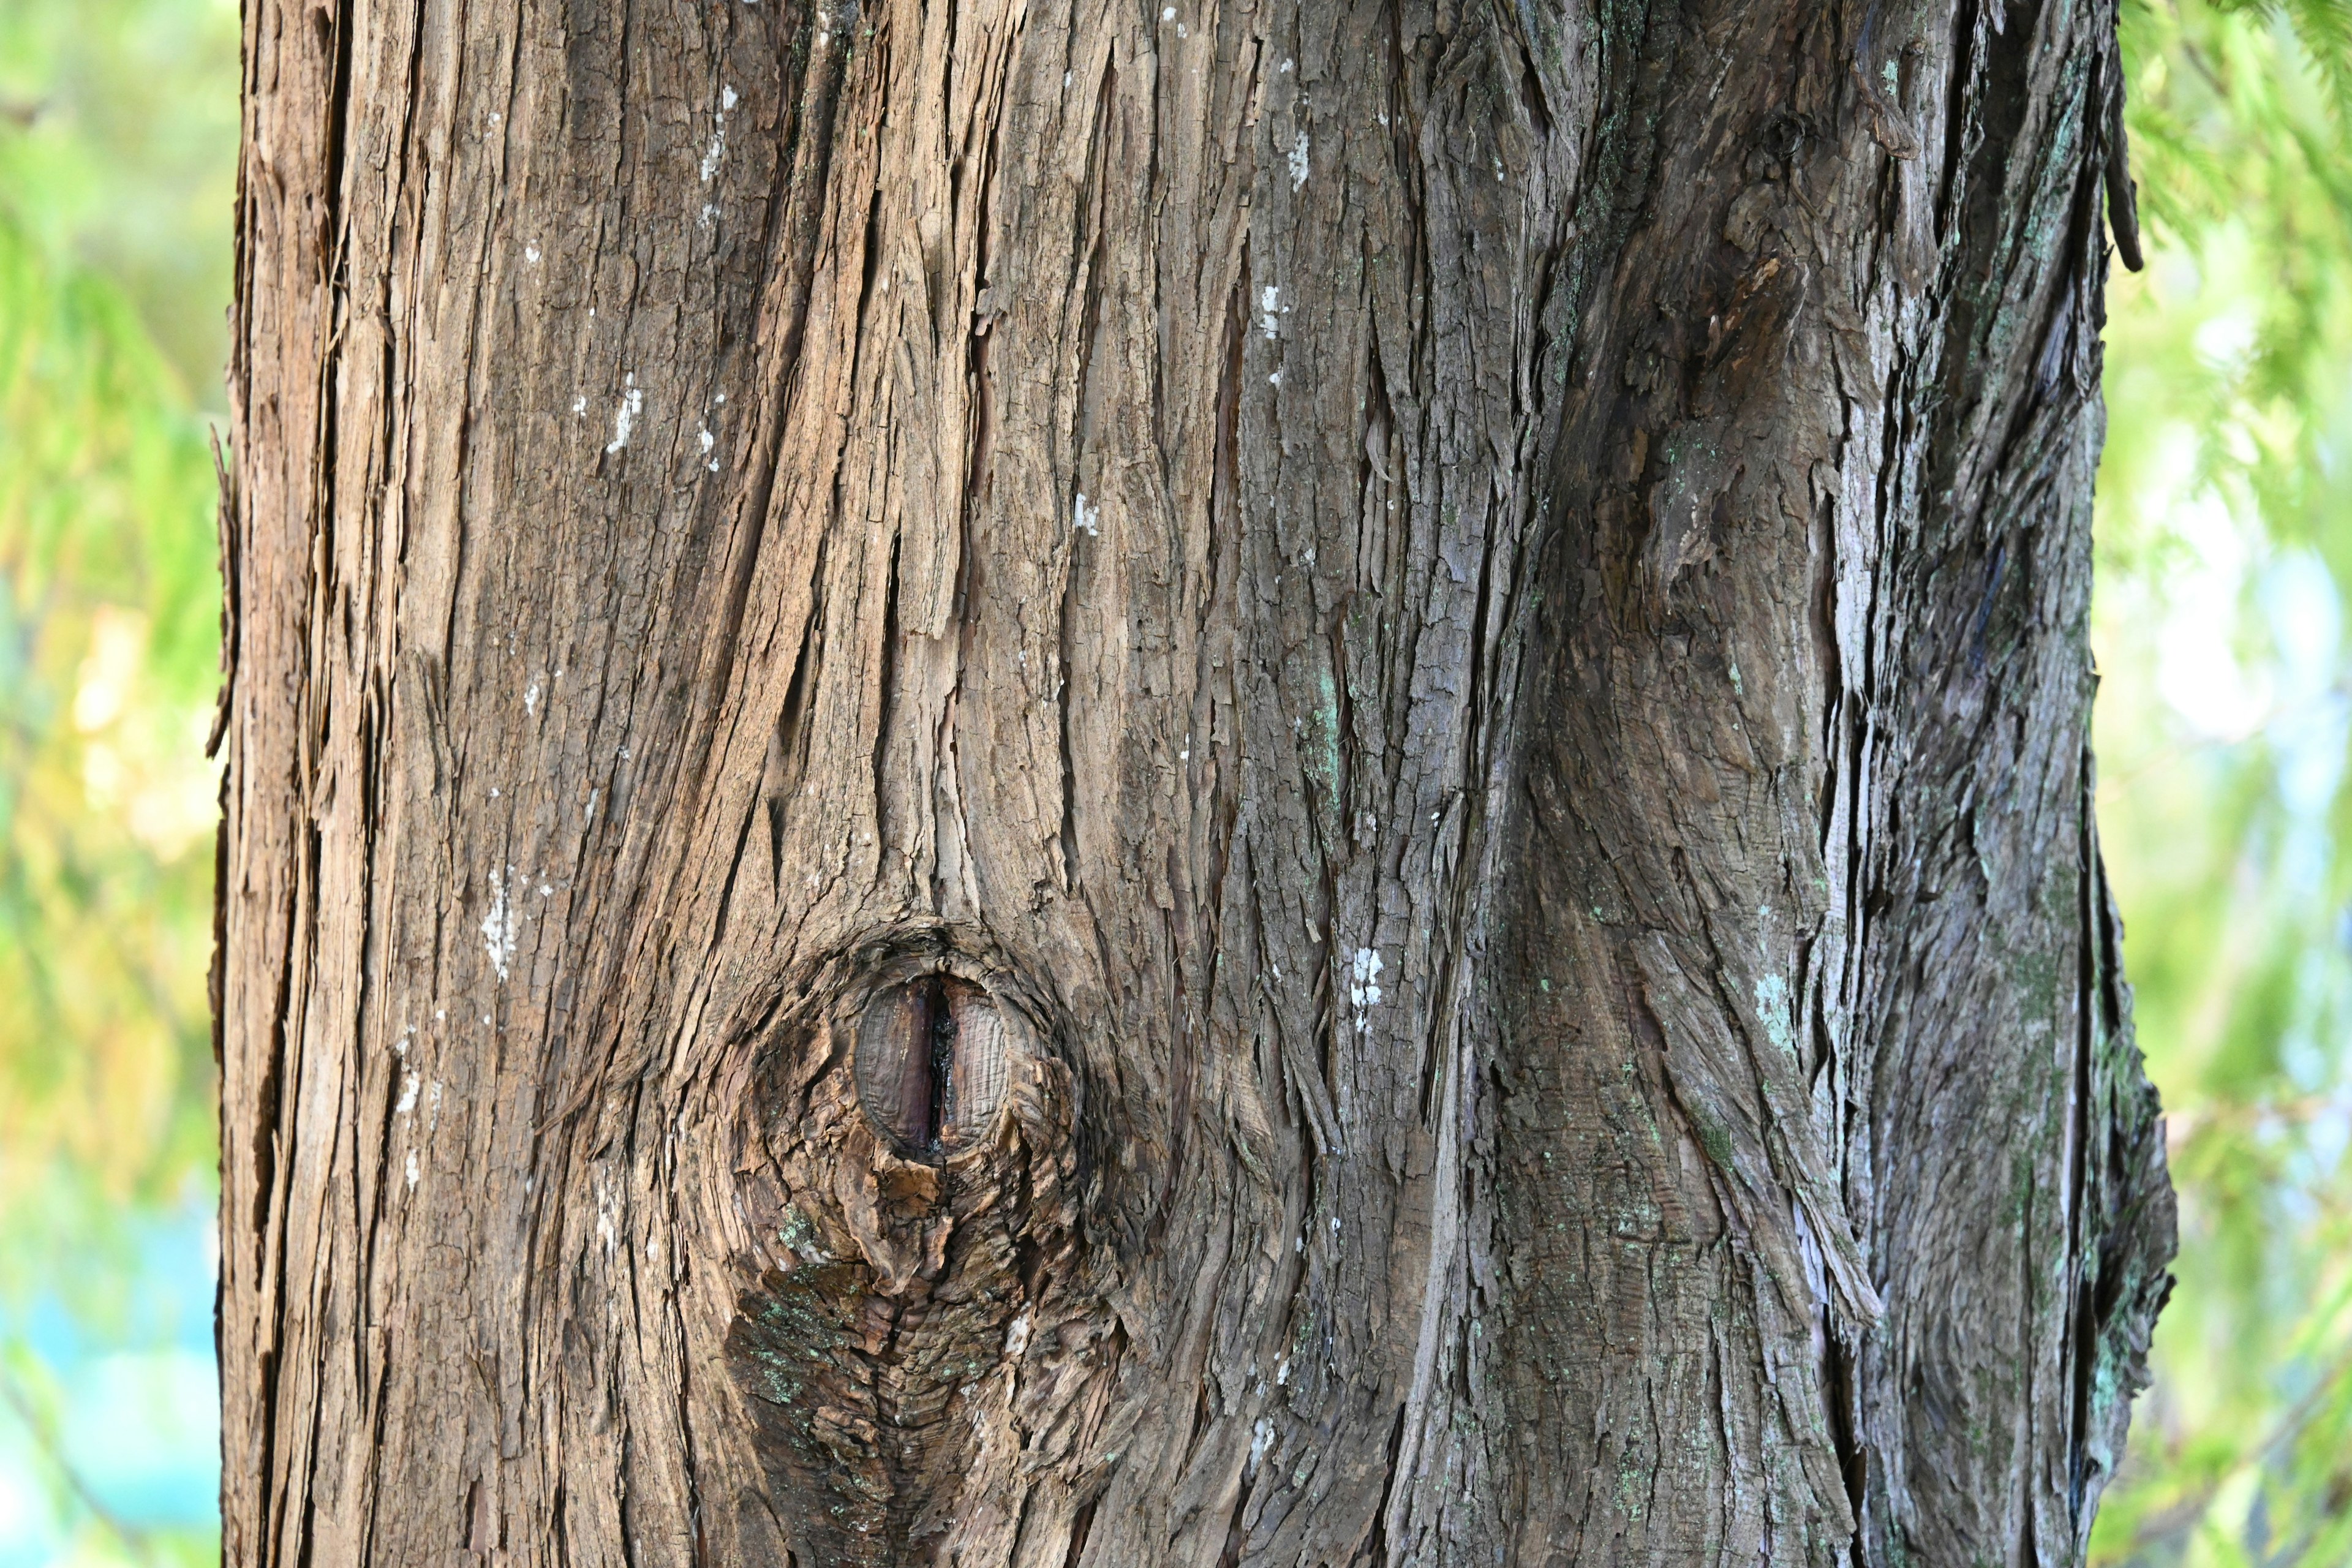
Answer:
[216,1,2176,1564]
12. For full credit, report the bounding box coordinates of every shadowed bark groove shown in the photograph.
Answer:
[219,0,2173,1564]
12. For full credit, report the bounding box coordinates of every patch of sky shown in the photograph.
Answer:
[0,1193,221,1561]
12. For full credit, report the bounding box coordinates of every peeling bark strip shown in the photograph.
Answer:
[219,1,2173,1565]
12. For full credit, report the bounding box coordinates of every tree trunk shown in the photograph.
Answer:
[216,1,2176,1564]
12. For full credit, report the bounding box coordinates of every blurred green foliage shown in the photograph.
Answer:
[0,0,237,401]
[1,1,236,1561]
[2092,1,2352,1562]
[0,0,2347,1564]
[0,2,232,1230]
[0,199,222,1215]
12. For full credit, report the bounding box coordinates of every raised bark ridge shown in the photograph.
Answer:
[219,0,2173,1564]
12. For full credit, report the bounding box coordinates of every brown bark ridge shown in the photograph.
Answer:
[216,0,2174,1563]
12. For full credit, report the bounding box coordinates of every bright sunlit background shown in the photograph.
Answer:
[2,1,2350,1564]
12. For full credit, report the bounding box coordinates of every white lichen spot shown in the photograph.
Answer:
[1348,947,1384,1030]
[524,241,541,265]
[1259,285,1281,340]
[405,1149,420,1190]
[1289,128,1310,190]
[1268,370,1281,387]
[572,394,587,417]
[1280,57,1294,72]
[1177,21,1187,36]
[1161,5,1175,17]
[1248,1417,1275,1471]
[396,1071,420,1115]
[1074,493,1101,537]
[699,428,715,454]
[697,88,736,181]
[524,682,540,717]
[1004,1310,1033,1357]
[481,869,518,981]
[427,1080,443,1133]
[606,374,643,454]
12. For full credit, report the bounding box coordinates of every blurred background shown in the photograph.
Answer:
[1,0,233,1563]
[0,0,2347,1563]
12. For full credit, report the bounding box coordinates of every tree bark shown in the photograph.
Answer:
[217,1,2175,1564]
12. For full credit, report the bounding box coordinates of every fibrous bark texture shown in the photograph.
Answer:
[217,0,2174,1564]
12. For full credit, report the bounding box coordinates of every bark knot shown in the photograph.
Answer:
[722,944,1119,1564]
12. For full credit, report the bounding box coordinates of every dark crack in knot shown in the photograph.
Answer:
[855,974,1012,1159]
